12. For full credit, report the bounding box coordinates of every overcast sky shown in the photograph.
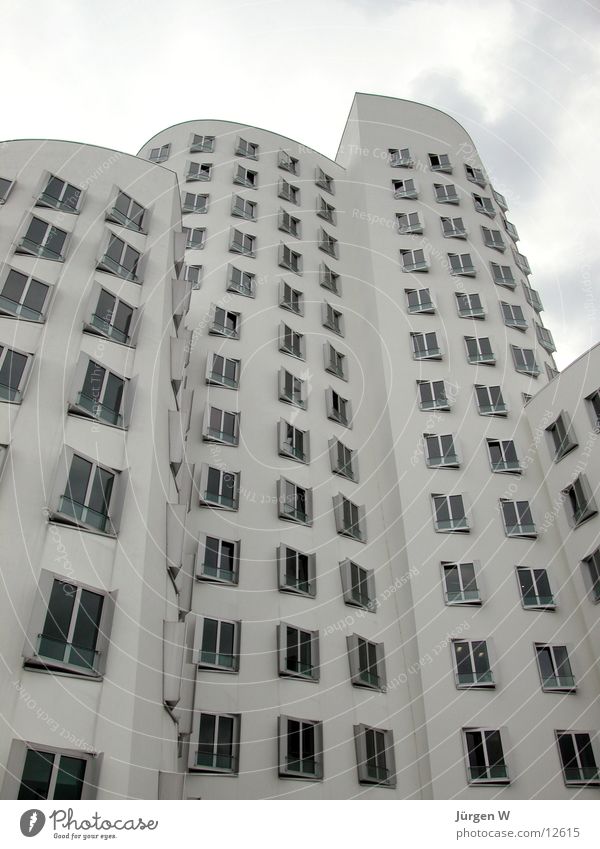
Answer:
[2,0,599,368]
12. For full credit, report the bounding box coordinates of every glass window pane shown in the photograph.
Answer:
[53,756,86,800]
[18,750,54,800]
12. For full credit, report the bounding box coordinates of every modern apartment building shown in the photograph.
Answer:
[0,94,598,801]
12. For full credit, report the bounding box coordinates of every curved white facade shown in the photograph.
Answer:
[0,94,598,800]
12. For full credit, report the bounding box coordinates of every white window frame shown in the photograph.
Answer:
[424,433,459,469]
[277,477,313,526]
[465,164,486,187]
[202,404,240,446]
[563,474,598,527]
[411,331,441,361]
[462,728,509,785]
[190,134,215,153]
[278,623,319,681]
[329,437,358,482]
[340,559,376,611]
[279,243,302,275]
[231,194,257,221]
[279,280,304,315]
[197,534,240,584]
[190,712,240,774]
[500,499,537,538]
[198,463,240,511]
[333,493,367,542]
[501,301,527,330]
[279,368,306,409]
[546,411,578,461]
[347,633,386,691]
[324,341,347,380]
[511,345,540,377]
[442,561,480,605]
[396,211,423,234]
[389,147,413,167]
[16,215,70,262]
[473,193,496,217]
[441,216,467,238]
[183,226,206,250]
[235,137,259,159]
[36,172,84,213]
[317,196,336,224]
[278,208,301,238]
[482,225,505,251]
[475,384,507,416]
[279,322,305,361]
[326,387,352,427]
[278,418,309,464]
[406,288,435,314]
[182,192,208,214]
[186,161,212,182]
[233,164,258,189]
[417,380,450,411]
[318,228,338,258]
[487,438,521,474]
[456,292,484,319]
[278,150,299,175]
[449,253,476,277]
[535,322,556,353]
[354,725,396,787]
[97,232,143,282]
[516,566,555,610]
[556,731,600,786]
[392,178,418,199]
[452,639,494,688]
[206,352,240,389]
[535,644,576,692]
[432,493,470,533]
[434,183,459,204]
[278,716,323,780]
[490,261,515,288]
[315,167,334,194]
[322,301,344,335]
[401,248,429,272]
[229,228,256,257]
[429,152,452,172]
[195,615,241,672]
[277,545,316,597]
[149,144,170,163]
[278,177,300,205]
[320,263,340,295]
[227,264,256,298]
[0,267,53,323]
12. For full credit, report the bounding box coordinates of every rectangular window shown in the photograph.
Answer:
[453,639,494,687]
[17,216,69,261]
[501,301,527,329]
[348,634,385,690]
[37,174,82,213]
[279,322,305,360]
[490,262,515,288]
[523,281,543,311]
[227,265,256,297]
[278,150,299,174]
[500,499,536,538]
[424,433,459,468]
[429,152,452,172]
[511,345,539,376]
[418,380,450,411]
[475,384,507,416]
[233,164,258,189]
[279,208,301,238]
[231,194,257,221]
[190,134,215,153]
[473,193,495,217]
[203,406,240,445]
[329,437,358,481]
[463,728,509,784]
[57,454,117,534]
[432,494,469,532]
[236,137,258,159]
[354,725,396,787]
[97,234,141,281]
[199,465,240,510]
[230,228,256,257]
[197,616,240,671]
[209,306,240,339]
[482,226,505,251]
[546,362,560,380]
[183,226,206,249]
[324,342,347,379]
[334,493,366,542]
[504,219,519,242]
[584,548,600,602]
[392,178,418,199]
[536,644,575,691]
[198,535,240,584]
[340,559,376,610]
[279,716,322,779]
[487,438,520,473]
[535,322,556,353]
[563,474,597,526]
[557,732,600,786]
[278,545,316,596]
[546,412,577,460]
[186,161,212,182]
[278,177,300,205]
[207,353,240,389]
[278,419,309,463]
[441,216,467,238]
[465,336,495,364]
[456,292,484,319]
[326,387,351,426]
[279,243,302,274]
[434,183,459,204]
[397,211,423,234]
[279,624,319,680]
[465,165,486,187]
[513,248,531,275]
[315,167,334,194]
[442,561,480,605]
[492,188,508,210]
[411,331,441,360]
[149,144,170,162]
[17,747,92,800]
[320,263,340,294]
[588,389,600,432]
[322,301,344,335]
[194,712,240,773]
[317,196,336,224]
[389,147,412,167]
[449,253,476,276]
[279,280,303,315]
[87,287,135,344]
[278,478,312,525]
[182,192,208,213]
[0,268,51,322]
[401,248,429,272]
[107,190,147,232]
[0,176,15,203]
[319,228,338,258]
[71,359,126,427]
[279,368,305,408]
[516,567,554,609]
[406,288,434,314]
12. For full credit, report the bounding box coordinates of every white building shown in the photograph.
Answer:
[0,94,598,800]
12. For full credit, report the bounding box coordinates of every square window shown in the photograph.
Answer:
[406,288,435,314]
[190,134,215,153]
[487,438,520,473]
[465,165,486,187]
[203,405,240,445]
[230,228,256,257]
[475,384,507,416]
[456,292,484,319]
[463,728,509,784]
[452,639,494,687]
[15,745,96,800]
[69,358,128,427]
[401,248,429,272]
[183,226,206,249]
[278,150,299,174]
[389,147,413,167]
[397,211,423,234]
[227,264,256,298]
[199,464,240,510]
[500,499,536,538]
[473,193,495,217]
[279,243,302,274]
[411,331,441,360]
[37,173,83,213]
[233,164,258,189]
[449,253,476,276]
[434,183,459,204]
[511,345,539,376]
[191,712,240,773]
[429,152,452,172]
[392,178,418,199]
[107,189,147,232]
[0,268,52,322]
[231,194,257,221]
[418,380,450,411]
[516,567,554,609]
[424,433,459,468]
[198,535,240,584]
[490,262,515,288]
[17,216,69,262]
[186,161,212,182]
[442,561,480,605]
[196,616,240,672]
[52,451,121,535]
[536,644,575,692]
[432,493,469,532]
[236,137,259,159]
[556,731,600,786]
[206,353,240,389]
[441,216,466,238]
[149,144,170,163]
[97,233,141,281]
[182,192,208,214]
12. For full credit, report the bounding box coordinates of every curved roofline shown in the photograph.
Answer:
[527,339,600,404]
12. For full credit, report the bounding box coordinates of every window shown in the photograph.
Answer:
[434,183,459,204]
[424,433,459,468]
[315,167,334,194]
[493,189,508,210]
[535,322,556,353]
[401,248,428,272]
[511,345,539,376]
[392,178,418,199]
[279,280,303,315]
[184,264,203,289]
[324,342,347,379]
[278,624,319,680]
[203,406,240,445]
[587,389,600,432]
[504,219,519,242]
[500,499,536,538]
[322,301,344,335]
[319,228,338,258]
[487,439,520,473]
[516,567,554,609]
[442,562,480,605]
[429,152,452,173]
[279,323,305,360]
[490,262,515,288]
[193,712,240,773]
[348,634,385,690]
[326,387,351,426]
[501,301,527,329]
[354,725,396,787]
[15,745,96,800]
[279,243,302,274]
[456,292,484,319]
[182,192,208,214]
[397,211,423,234]
[333,493,366,542]
[54,454,118,534]
[411,331,441,360]
[563,474,597,526]
[0,176,15,203]
[406,287,434,314]
[279,368,306,408]
[209,306,240,339]
[278,545,316,596]
[320,263,340,294]
[279,208,301,238]
[523,281,543,310]
[340,559,376,610]
[512,248,531,275]
[278,177,300,205]
[230,228,256,257]
[329,438,358,481]
[449,253,475,276]
[37,173,82,212]
[233,164,257,189]
[206,353,240,388]
[453,639,494,687]
[475,384,507,416]
[236,137,258,159]
[465,336,495,364]
[473,193,495,216]
[465,164,486,187]
[441,216,467,238]
[197,616,240,672]
[463,728,509,784]
[0,268,51,322]
[198,535,240,584]
[199,465,240,510]
[231,194,257,221]
[190,134,215,153]
[547,412,577,460]
[278,419,309,463]
[536,644,575,691]
[183,226,206,249]
[432,494,469,532]
[317,196,336,224]
[583,549,600,602]
[186,161,212,182]
[278,478,312,525]
[149,144,170,162]
[556,732,600,786]
[389,147,412,167]
[227,265,256,298]
[482,226,505,251]
[546,363,559,380]
[106,190,147,232]
[86,287,136,345]
[70,359,126,427]
[17,216,69,261]
[97,234,141,282]
[278,150,299,174]
[418,380,450,411]
[279,716,322,779]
